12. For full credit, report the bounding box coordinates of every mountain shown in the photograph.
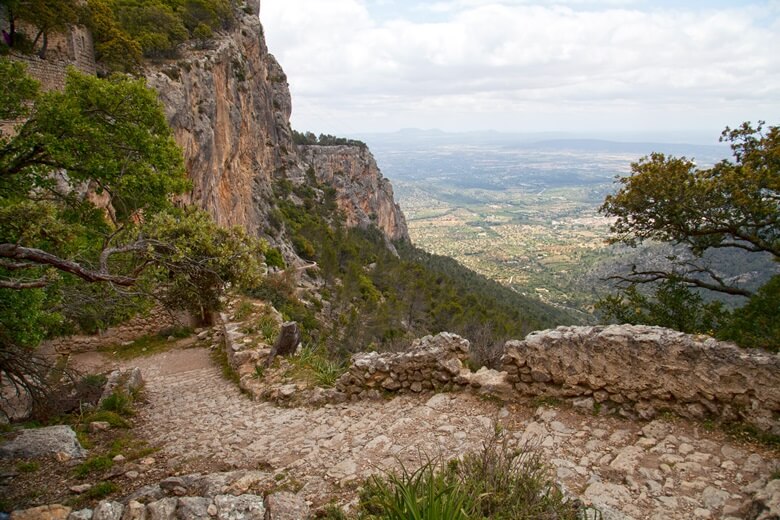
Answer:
[144,0,408,251]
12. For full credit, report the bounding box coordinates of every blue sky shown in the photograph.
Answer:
[262,0,780,139]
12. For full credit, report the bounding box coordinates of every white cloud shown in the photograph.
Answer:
[261,1,780,134]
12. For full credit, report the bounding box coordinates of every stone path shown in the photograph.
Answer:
[127,347,779,519]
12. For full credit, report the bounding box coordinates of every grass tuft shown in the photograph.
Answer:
[74,456,113,478]
[355,428,598,520]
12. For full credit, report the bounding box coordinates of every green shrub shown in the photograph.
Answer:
[83,481,118,500]
[100,391,134,417]
[359,459,471,520]
[84,410,130,429]
[74,456,113,478]
[233,299,255,321]
[355,428,595,520]
[264,247,286,269]
[289,347,346,388]
[16,461,39,473]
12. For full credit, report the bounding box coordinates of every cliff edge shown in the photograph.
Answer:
[145,4,408,247]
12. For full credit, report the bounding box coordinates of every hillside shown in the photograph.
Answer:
[1,2,778,519]
[138,1,572,351]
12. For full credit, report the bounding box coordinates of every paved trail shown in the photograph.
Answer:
[125,347,777,519]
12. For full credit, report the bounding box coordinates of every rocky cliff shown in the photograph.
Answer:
[299,145,409,242]
[146,2,297,234]
[146,2,408,247]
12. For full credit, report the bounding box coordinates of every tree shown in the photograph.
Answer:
[82,0,143,73]
[1,59,267,413]
[600,122,779,298]
[598,122,779,349]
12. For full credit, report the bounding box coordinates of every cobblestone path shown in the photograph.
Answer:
[127,347,778,519]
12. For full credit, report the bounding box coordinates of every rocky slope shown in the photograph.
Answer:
[300,145,409,242]
[146,1,407,248]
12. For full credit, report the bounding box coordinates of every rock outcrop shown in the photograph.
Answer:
[0,425,86,459]
[299,145,409,242]
[146,5,299,235]
[502,324,780,433]
[147,6,409,250]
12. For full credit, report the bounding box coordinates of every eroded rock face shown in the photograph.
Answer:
[298,145,409,243]
[502,324,780,433]
[146,10,300,235]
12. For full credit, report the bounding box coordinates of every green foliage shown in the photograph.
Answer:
[599,122,779,349]
[355,429,590,520]
[264,247,286,269]
[100,390,134,417]
[84,410,130,428]
[82,0,234,67]
[292,130,368,149]
[143,207,266,320]
[15,461,39,473]
[601,122,778,297]
[3,0,78,58]
[359,460,471,520]
[288,346,346,387]
[596,278,727,335]
[74,455,114,478]
[718,275,780,352]
[82,0,143,73]
[81,481,118,499]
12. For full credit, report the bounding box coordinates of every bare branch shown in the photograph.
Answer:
[0,243,137,286]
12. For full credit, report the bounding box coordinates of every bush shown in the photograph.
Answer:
[355,428,595,519]
[100,391,134,417]
[264,247,286,269]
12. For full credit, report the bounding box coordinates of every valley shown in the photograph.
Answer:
[367,132,733,313]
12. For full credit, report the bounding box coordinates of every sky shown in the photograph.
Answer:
[261,0,780,140]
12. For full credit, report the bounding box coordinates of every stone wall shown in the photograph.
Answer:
[334,333,472,398]
[6,23,96,91]
[501,325,780,433]
[43,308,192,355]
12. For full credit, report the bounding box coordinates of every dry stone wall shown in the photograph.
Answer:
[501,325,780,433]
[334,333,472,398]
[43,308,192,355]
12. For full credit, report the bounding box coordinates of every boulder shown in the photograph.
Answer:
[10,505,71,520]
[99,368,143,404]
[263,492,309,520]
[0,425,86,459]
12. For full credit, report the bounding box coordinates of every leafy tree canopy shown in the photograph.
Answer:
[0,57,265,330]
[1,58,267,411]
[598,122,779,350]
[601,122,778,298]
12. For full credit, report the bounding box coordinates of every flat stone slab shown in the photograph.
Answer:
[0,425,86,459]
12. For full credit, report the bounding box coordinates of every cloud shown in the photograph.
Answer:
[261,1,780,133]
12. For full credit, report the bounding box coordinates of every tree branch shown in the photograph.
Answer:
[0,243,137,287]
[606,267,754,298]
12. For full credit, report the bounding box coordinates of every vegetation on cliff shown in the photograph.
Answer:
[598,122,779,351]
[1,0,235,72]
[293,129,368,150]
[251,174,574,367]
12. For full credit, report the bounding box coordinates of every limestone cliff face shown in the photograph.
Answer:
[146,4,299,233]
[145,3,409,248]
[299,145,409,242]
